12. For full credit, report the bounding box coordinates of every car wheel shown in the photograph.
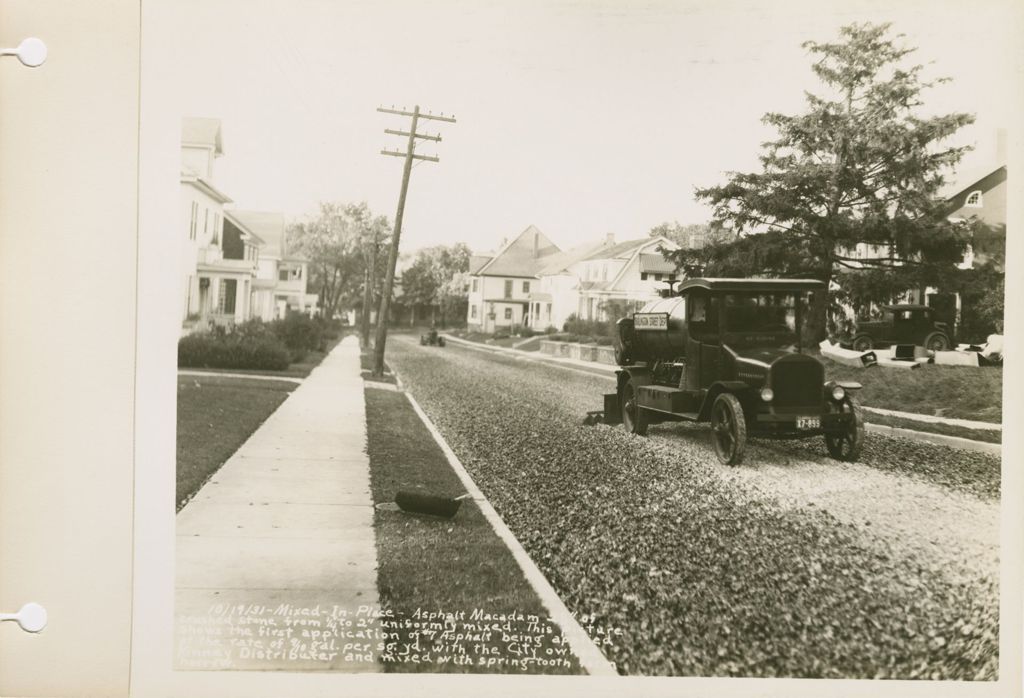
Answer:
[924,332,950,352]
[851,335,873,352]
[710,393,746,466]
[621,379,648,436]
[825,395,865,462]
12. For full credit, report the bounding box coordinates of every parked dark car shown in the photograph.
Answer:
[842,304,952,352]
[587,278,864,466]
[420,328,445,347]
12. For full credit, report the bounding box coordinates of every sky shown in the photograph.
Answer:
[165,0,1022,255]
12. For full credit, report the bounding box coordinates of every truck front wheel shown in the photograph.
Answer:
[621,379,648,436]
[710,393,746,466]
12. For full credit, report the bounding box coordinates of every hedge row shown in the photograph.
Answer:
[178,334,291,370]
[178,314,343,370]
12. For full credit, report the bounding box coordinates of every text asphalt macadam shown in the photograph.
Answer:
[175,335,381,671]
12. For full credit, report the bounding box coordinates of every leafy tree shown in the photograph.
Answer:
[400,243,471,327]
[666,22,975,343]
[288,202,390,338]
[649,221,714,249]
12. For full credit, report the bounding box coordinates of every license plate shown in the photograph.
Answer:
[796,416,820,430]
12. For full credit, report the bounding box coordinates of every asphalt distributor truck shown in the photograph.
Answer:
[589,278,865,465]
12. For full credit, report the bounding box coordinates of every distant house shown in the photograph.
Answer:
[226,210,318,320]
[466,226,682,332]
[532,235,679,329]
[180,118,255,328]
[944,164,1007,270]
[466,225,561,332]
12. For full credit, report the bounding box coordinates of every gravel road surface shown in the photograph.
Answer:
[387,335,1000,679]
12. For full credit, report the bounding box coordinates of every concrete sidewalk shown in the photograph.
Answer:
[174,335,380,672]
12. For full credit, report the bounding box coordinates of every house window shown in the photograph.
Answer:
[640,272,648,280]
[279,269,289,281]
[965,190,983,207]
[472,278,478,293]
[546,303,552,318]
[504,280,513,298]
[217,279,237,314]
[204,209,210,236]
[189,202,198,240]
[504,307,513,320]
[523,281,531,293]
[471,305,477,319]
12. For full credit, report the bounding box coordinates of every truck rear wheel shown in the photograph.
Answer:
[621,379,648,436]
[924,332,950,352]
[710,393,746,466]
[851,335,873,352]
[825,395,865,462]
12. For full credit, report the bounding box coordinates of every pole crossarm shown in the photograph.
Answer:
[384,128,442,142]
[377,106,456,123]
[380,149,439,162]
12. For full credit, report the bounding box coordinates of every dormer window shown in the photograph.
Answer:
[965,190,983,207]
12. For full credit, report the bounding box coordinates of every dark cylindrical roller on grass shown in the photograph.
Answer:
[394,491,470,519]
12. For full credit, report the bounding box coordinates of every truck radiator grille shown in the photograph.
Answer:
[770,360,823,408]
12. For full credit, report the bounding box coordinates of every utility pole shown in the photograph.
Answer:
[373,104,455,376]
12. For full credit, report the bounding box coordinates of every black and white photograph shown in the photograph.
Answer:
[3,1,1022,696]
[159,0,1016,692]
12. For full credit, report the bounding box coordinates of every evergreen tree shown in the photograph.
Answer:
[667,22,974,342]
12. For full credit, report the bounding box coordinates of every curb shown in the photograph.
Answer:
[396,380,618,677]
[178,369,304,384]
[439,334,1001,456]
[861,405,1001,432]
[865,423,1001,455]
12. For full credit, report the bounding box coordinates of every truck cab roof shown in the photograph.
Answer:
[676,278,826,294]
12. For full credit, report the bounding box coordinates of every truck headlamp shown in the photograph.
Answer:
[760,387,774,402]
[830,386,846,401]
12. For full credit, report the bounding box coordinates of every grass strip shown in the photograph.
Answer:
[176,375,296,509]
[363,385,584,675]
[821,358,1002,423]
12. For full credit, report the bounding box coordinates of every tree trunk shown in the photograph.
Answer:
[803,264,832,347]
[360,265,371,348]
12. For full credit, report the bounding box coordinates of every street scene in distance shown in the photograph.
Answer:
[167,0,1012,686]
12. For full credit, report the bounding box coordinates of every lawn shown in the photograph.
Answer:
[821,358,1003,423]
[176,375,297,509]
[363,385,584,675]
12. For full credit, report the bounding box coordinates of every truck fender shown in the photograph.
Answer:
[697,381,751,421]
[616,366,651,396]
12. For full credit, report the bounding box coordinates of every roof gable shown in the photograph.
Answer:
[476,225,561,277]
[182,117,223,155]
[941,164,1007,201]
[227,210,288,257]
[537,241,608,276]
[582,237,653,261]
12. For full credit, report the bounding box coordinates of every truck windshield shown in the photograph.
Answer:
[723,293,798,337]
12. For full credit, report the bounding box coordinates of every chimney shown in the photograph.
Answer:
[605,233,615,246]
[996,128,1007,163]
[533,229,539,258]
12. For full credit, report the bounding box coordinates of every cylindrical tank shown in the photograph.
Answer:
[614,295,691,364]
